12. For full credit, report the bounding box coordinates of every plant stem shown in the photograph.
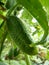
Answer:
[25,54,31,65]
[0,5,6,11]
[0,24,7,57]
[0,21,4,29]
[0,3,17,21]
[0,14,7,21]
[0,2,17,60]
[7,3,17,16]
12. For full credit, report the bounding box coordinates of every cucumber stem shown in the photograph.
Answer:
[7,3,17,16]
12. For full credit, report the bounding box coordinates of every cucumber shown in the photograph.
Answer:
[6,16,38,55]
[17,0,48,44]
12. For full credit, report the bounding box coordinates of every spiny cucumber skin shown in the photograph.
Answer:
[6,16,37,55]
[17,0,48,44]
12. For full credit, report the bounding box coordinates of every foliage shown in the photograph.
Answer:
[0,0,49,65]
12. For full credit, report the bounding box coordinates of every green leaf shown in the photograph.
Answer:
[17,0,48,44]
[0,61,7,65]
[0,22,7,56]
[46,50,49,60]
[5,0,16,9]
[40,0,49,14]
[0,21,4,29]
[19,60,26,65]
[10,60,20,65]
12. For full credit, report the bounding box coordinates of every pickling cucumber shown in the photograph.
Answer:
[6,16,38,55]
[17,0,48,44]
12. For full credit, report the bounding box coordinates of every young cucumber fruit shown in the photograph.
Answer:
[17,0,48,44]
[6,16,38,55]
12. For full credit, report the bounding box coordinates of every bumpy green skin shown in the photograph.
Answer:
[17,0,48,44]
[6,16,38,55]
